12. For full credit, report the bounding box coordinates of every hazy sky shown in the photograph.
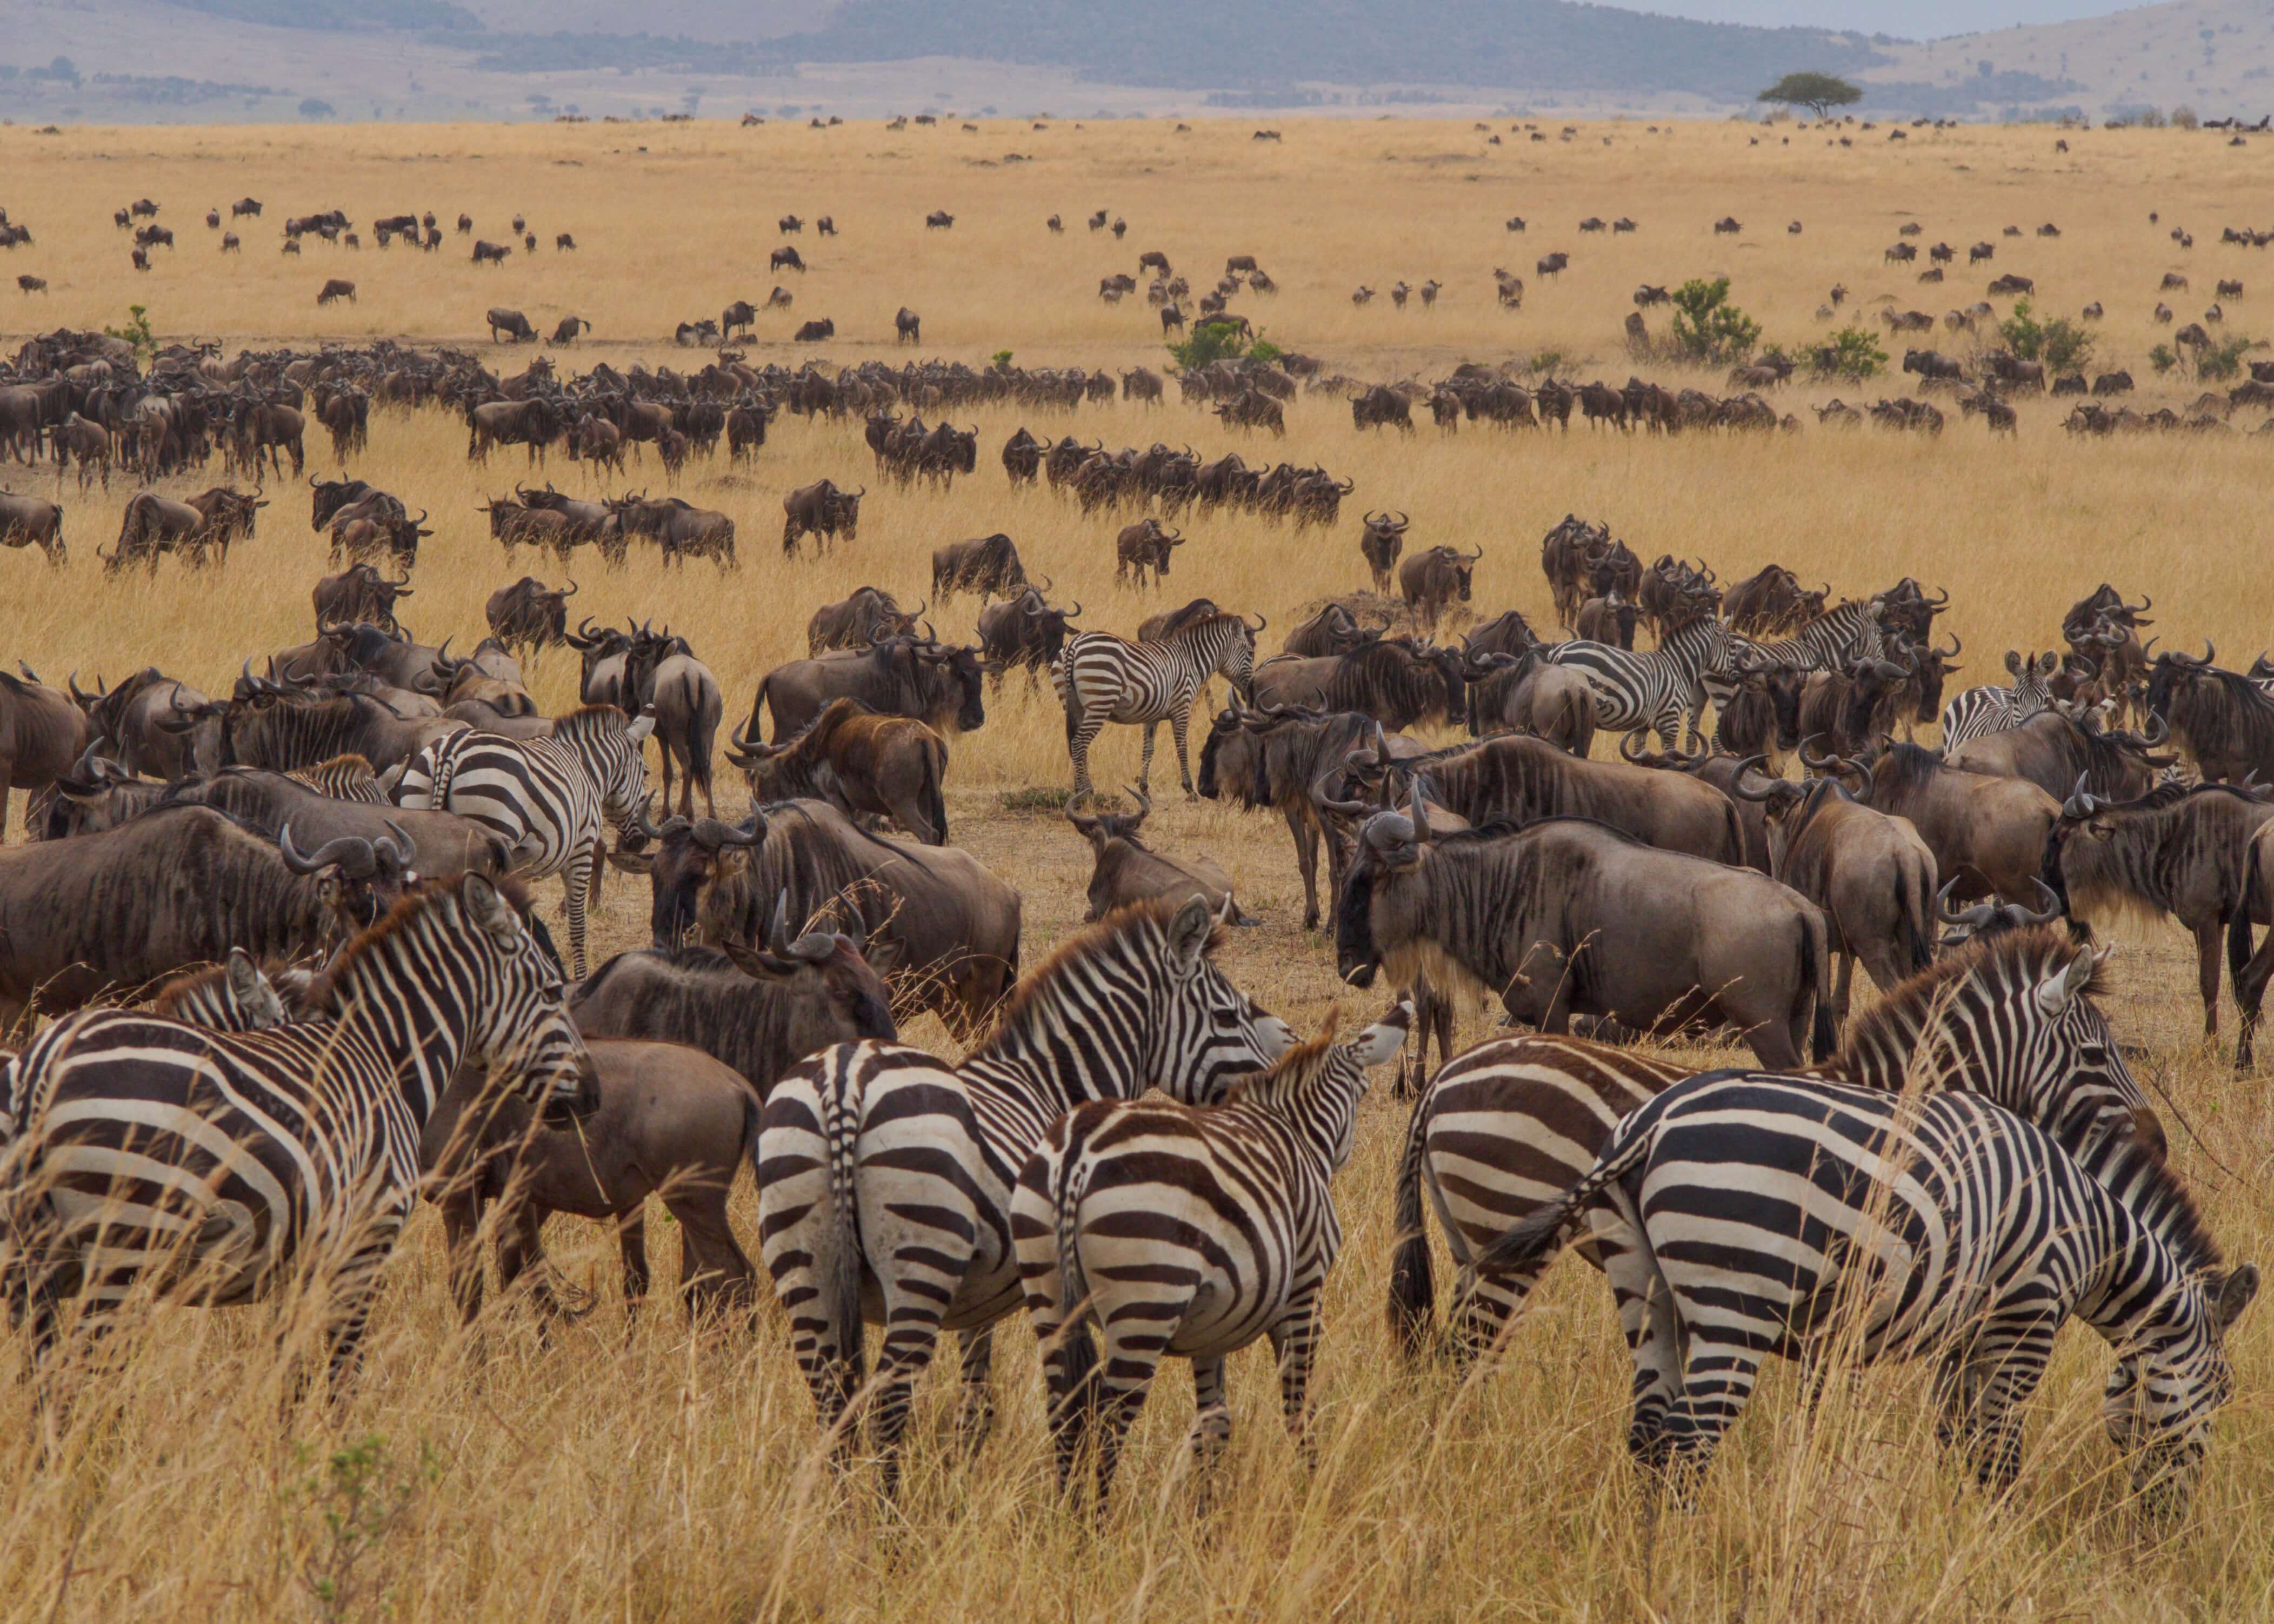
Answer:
[1620,0,2139,38]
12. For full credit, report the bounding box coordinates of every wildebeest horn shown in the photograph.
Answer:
[1364,510,1385,527]
[278,821,374,877]
[2125,593,2152,616]
[1618,730,1651,763]
[1310,758,1370,818]
[1406,781,1432,845]
[689,814,758,850]
[2018,878,2064,926]
[768,893,794,955]
[1024,597,1044,617]
[2137,711,2169,746]
[1934,877,1998,929]
[631,796,671,840]
[1798,735,1840,773]
[560,579,578,598]
[1246,612,1267,632]
[377,820,415,869]
[1727,756,1784,801]
[1466,544,1484,562]
[1124,784,1152,823]
[1924,586,1949,608]
[1838,756,1876,800]
[2063,772,2098,820]
[1937,631,1961,659]
[67,671,97,707]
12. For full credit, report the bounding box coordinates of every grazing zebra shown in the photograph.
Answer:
[394,706,652,975]
[1014,1004,1409,1507]
[1479,1074,2255,1509]
[1055,612,1262,800]
[756,894,1293,1491]
[1540,611,1744,750]
[1736,597,1894,674]
[286,752,389,803]
[1389,925,2157,1361]
[1940,649,2059,747]
[0,874,592,1385]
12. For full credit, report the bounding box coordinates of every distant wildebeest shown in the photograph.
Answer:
[895,306,921,343]
[1398,544,1482,632]
[317,278,356,305]
[780,479,863,555]
[487,307,537,343]
[1114,518,1185,588]
[552,315,589,345]
[1359,510,1410,593]
[793,318,835,343]
[932,532,1027,602]
[0,490,66,565]
[471,240,512,265]
[925,210,955,229]
[485,577,578,659]
[771,245,805,273]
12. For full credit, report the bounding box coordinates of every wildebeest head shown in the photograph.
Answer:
[916,639,990,734]
[607,807,768,949]
[277,817,420,944]
[716,893,896,1045]
[1933,874,2063,949]
[1333,788,1481,989]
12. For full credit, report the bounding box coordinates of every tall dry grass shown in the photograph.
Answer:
[0,117,2268,1623]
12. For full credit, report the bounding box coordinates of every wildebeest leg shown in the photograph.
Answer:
[657,737,678,822]
[495,1199,565,1324]
[2230,908,2274,1070]
[1289,806,1321,931]
[1832,952,1856,1028]
[954,1326,996,1456]
[670,1188,755,1324]
[2195,919,2223,1040]
[617,1206,650,1321]
[438,1175,488,1325]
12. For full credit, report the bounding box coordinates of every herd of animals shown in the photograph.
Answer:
[0,173,2270,1525]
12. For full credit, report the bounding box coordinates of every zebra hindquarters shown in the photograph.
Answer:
[1011,1134,1104,1496]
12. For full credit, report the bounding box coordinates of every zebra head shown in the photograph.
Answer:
[1138,893,1292,1101]
[442,873,597,1123]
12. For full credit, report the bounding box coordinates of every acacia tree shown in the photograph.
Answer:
[1758,72,1863,120]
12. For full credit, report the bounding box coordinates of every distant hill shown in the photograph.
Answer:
[762,1,1890,100]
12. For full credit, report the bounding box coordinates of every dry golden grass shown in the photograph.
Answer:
[0,116,2270,1623]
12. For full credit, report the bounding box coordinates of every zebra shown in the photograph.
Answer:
[1388,925,2158,1362]
[1479,1074,2256,1510]
[286,752,389,803]
[148,946,290,1031]
[1940,649,2060,748]
[1735,597,1893,674]
[1055,612,1262,801]
[393,705,652,976]
[1013,1004,1409,1508]
[0,873,592,1386]
[755,893,1293,1491]
[1540,610,1744,750]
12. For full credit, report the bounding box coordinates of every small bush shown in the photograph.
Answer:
[2195,332,2256,381]
[990,349,1013,371]
[103,303,155,364]
[1812,325,1888,382]
[2150,343,2178,374]
[1167,318,1261,370]
[2172,105,2200,130]
[1668,277,1761,365]
[1997,298,2094,375]
[2138,106,2168,129]
[1526,350,1565,378]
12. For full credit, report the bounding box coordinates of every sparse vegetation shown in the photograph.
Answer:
[1667,276,1760,365]
[1756,71,1863,119]
[1998,297,2095,375]
[1812,324,1888,382]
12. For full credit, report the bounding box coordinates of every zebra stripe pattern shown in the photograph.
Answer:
[286,752,389,804]
[1389,926,2157,1361]
[1055,613,1259,800]
[1541,613,1744,749]
[394,706,652,975]
[1481,1074,2255,1508]
[1012,1006,1408,1507]
[755,894,1293,1491]
[1940,651,2058,748]
[1736,598,1892,674]
[148,948,290,1032]
[0,874,589,1385]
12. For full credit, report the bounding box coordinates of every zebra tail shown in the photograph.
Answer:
[1472,1115,1654,1279]
[1385,1082,1438,1356]
[1049,1148,1100,1394]
[1803,906,1837,1063]
[816,1057,867,1395]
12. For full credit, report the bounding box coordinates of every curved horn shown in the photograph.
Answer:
[1936,630,1961,659]
[768,893,794,956]
[1246,612,1267,633]
[1309,758,1371,818]
[2063,772,2098,821]
[2137,711,2169,746]
[1798,735,1840,774]
[67,671,96,707]
[277,821,371,877]
[1619,730,1651,763]
[1466,544,1484,562]
[1123,784,1153,823]
[378,820,415,869]
[1924,586,1949,608]
[560,578,578,598]
[2020,877,2064,926]
[1935,876,1998,928]
[1406,781,1431,845]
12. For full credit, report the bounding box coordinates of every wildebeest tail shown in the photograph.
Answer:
[1802,905,1836,1062]
[920,736,949,845]
[1899,854,1934,975]
[2229,849,2266,989]
[1386,1082,1438,1356]
[743,676,771,746]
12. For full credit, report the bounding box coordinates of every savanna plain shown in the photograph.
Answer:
[2,112,2274,1622]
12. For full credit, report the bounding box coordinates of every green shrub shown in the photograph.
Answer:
[990,349,1013,371]
[1167,318,1263,370]
[1668,277,1760,365]
[2149,343,2178,374]
[103,303,155,364]
[1811,325,1888,382]
[2195,333,2256,382]
[1997,298,2094,375]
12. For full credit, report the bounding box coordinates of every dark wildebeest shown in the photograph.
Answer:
[1463,650,1597,757]
[1948,710,2173,804]
[781,479,863,554]
[472,240,512,265]
[552,315,590,345]
[1113,518,1185,587]
[1359,510,1410,593]
[104,488,268,574]
[793,319,835,343]
[1398,544,1482,633]
[485,577,578,659]
[976,589,1080,686]
[0,490,66,564]
[609,800,1019,1031]
[312,563,412,634]
[1001,426,1044,483]
[932,532,1027,601]
[722,300,758,339]
[771,245,805,274]
[1064,790,1250,924]
[165,686,462,774]
[895,307,921,343]
[606,496,736,570]
[1337,799,1832,1067]
[1730,759,1937,1026]
[466,396,563,465]
[744,636,987,741]
[1853,742,2059,904]
[808,586,921,655]
[2145,645,2274,785]
[161,768,507,899]
[0,669,92,837]
[2054,778,2274,1059]
[1573,590,1638,650]
[1351,385,1416,433]
[1724,565,1829,637]
[317,278,357,305]
[1282,603,1385,659]
[1251,640,1462,731]
[725,697,950,845]
[69,668,211,780]
[0,805,336,1027]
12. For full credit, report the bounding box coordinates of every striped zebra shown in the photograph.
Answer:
[394,706,652,975]
[287,752,389,803]
[1013,1004,1409,1507]
[1055,612,1261,800]
[148,947,290,1031]
[1940,649,2059,748]
[756,894,1293,1491]
[1480,1074,2256,1508]
[1735,597,1894,674]
[1540,611,1744,750]
[1389,925,2157,1361]
[0,874,592,1384]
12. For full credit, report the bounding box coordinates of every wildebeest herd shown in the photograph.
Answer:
[0,163,2269,1540]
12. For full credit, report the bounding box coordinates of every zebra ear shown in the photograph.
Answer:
[626,710,657,743]
[2035,948,2097,1015]
[2216,1265,2260,1330]
[1350,1004,1411,1068]
[1165,894,1214,973]
[462,873,522,945]
[227,948,286,1030]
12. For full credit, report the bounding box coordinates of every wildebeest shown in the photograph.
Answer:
[2145,645,2274,785]
[1337,801,1831,1067]
[1113,518,1185,587]
[932,532,1026,601]
[1853,742,2060,904]
[1351,385,1415,432]
[611,799,1019,1029]
[1398,544,1482,633]
[471,240,512,265]
[925,210,955,230]
[793,318,835,343]
[808,586,921,655]
[781,478,863,554]
[0,668,92,837]
[771,245,805,274]
[1463,650,1596,757]
[105,487,268,573]
[163,685,462,774]
[1359,510,1410,593]
[607,495,736,569]
[482,306,537,343]
[744,635,986,741]
[1251,640,1463,732]
[895,307,921,343]
[975,588,1081,685]
[726,697,949,845]
[1064,790,1248,923]
[317,278,357,305]
[485,577,578,658]
[0,489,66,564]
[1947,710,2172,804]
[1723,564,1828,637]
[1573,590,1637,650]
[466,396,563,465]
[1001,426,1044,483]
[312,563,412,634]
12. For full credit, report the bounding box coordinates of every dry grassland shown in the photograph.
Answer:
[0,116,2270,1623]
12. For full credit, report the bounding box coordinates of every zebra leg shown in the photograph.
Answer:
[1137,720,1159,796]
[1068,713,1102,803]
[1653,1338,1762,1505]
[561,849,592,979]
[1091,1344,1163,1516]
[1027,1289,1100,1497]
[1598,1207,1684,1469]
[953,1326,996,1457]
[1270,1293,1323,1465]
[1189,1355,1232,1508]
[1938,1320,2055,1494]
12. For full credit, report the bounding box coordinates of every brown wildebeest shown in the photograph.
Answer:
[317,278,356,305]
[1114,517,1185,587]
[808,586,921,655]
[1856,741,2060,903]
[1463,650,1595,756]
[1359,510,1410,593]
[725,696,950,844]
[485,577,578,658]
[1064,788,1249,923]
[894,306,921,343]
[781,479,862,555]
[49,415,114,492]
[1398,543,1482,632]
[0,667,92,837]
[932,532,1026,601]
[313,563,412,634]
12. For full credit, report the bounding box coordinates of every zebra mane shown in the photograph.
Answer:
[1843,924,2108,1062]
[555,703,631,734]
[970,895,1224,1060]
[1222,1012,1342,1108]
[1166,613,1251,642]
[2075,1126,2222,1275]
[307,872,537,1010]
